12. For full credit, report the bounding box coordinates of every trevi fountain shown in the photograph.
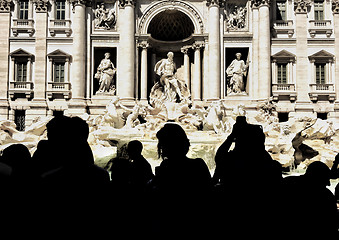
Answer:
[0,51,338,178]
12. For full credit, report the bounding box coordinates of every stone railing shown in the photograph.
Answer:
[309,83,334,91]
[272,83,295,91]
[47,82,71,99]
[273,20,294,37]
[308,20,333,37]
[309,83,335,102]
[272,83,296,101]
[9,81,33,90]
[273,20,293,27]
[12,19,35,36]
[8,81,34,99]
[49,19,72,36]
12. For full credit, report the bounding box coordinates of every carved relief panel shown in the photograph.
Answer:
[224,0,249,32]
[93,0,117,30]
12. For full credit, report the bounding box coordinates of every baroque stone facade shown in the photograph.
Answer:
[0,0,339,129]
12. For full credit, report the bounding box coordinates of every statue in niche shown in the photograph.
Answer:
[226,53,249,95]
[149,52,191,107]
[95,52,116,94]
[225,4,247,31]
[94,3,116,30]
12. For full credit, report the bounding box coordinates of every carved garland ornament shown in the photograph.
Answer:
[294,0,310,13]
[119,0,135,8]
[138,0,204,34]
[206,0,225,7]
[332,0,339,13]
[250,0,271,8]
[33,0,49,12]
[0,0,11,12]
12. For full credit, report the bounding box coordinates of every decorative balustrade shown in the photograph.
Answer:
[272,83,297,101]
[9,81,34,99]
[272,83,295,91]
[12,19,35,36]
[308,20,333,37]
[49,19,72,36]
[47,82,71,99]
[309,83,335,102]
[309,83,334,91]
[273,20,294,38]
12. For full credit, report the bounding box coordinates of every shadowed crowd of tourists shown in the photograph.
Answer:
[0,115,338,239]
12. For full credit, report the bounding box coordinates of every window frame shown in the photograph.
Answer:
[18,0,29,20]
[314,0,324,21]
[56,0,66,20]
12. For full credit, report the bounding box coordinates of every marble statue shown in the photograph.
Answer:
[94,3,116,30]
[149,52,191,107]
[226,53,248,95]
[203,101,227,134]
[95,52,116,94]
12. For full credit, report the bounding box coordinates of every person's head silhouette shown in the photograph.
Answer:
[156,123,190,159]
[305,161,331,186]
[127,140,143,160]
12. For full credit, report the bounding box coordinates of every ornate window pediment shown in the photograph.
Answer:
[272,50,296,62]
[47,49,71,61]
[10,48,34,59]
[308,50,334,62]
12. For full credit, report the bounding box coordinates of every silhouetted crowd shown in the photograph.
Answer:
[0,115,338,239]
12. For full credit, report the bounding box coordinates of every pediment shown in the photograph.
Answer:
[272,50,296,62]
[10,48,34,58]
[47,49,71,58]
[308,50,334,61]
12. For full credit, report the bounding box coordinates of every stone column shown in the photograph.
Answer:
[118,0,136,103]
[206,0,222,101]
[332,0,339,115]
[192,42,204,101]
[295,0,312,113]
[181,46,191,90]
[70,0,87,101]
[0,0,11,119]
[258,0,271,100]
[251,4,259,99]
[138,41,149,102]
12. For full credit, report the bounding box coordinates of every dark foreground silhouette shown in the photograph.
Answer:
[0,116,338,239]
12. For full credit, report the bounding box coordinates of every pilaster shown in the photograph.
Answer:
[32,0,48,109]
[295,0,312,112]
[0,0,11,119]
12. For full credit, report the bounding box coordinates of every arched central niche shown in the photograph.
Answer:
[147,10,195,41]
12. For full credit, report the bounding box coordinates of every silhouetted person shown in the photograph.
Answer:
[330,153,339,179]
[151,123,211,237]
[34,116,110,236]
[212,116,283,238]
[283,161,338,239]
[127,140,153,190]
